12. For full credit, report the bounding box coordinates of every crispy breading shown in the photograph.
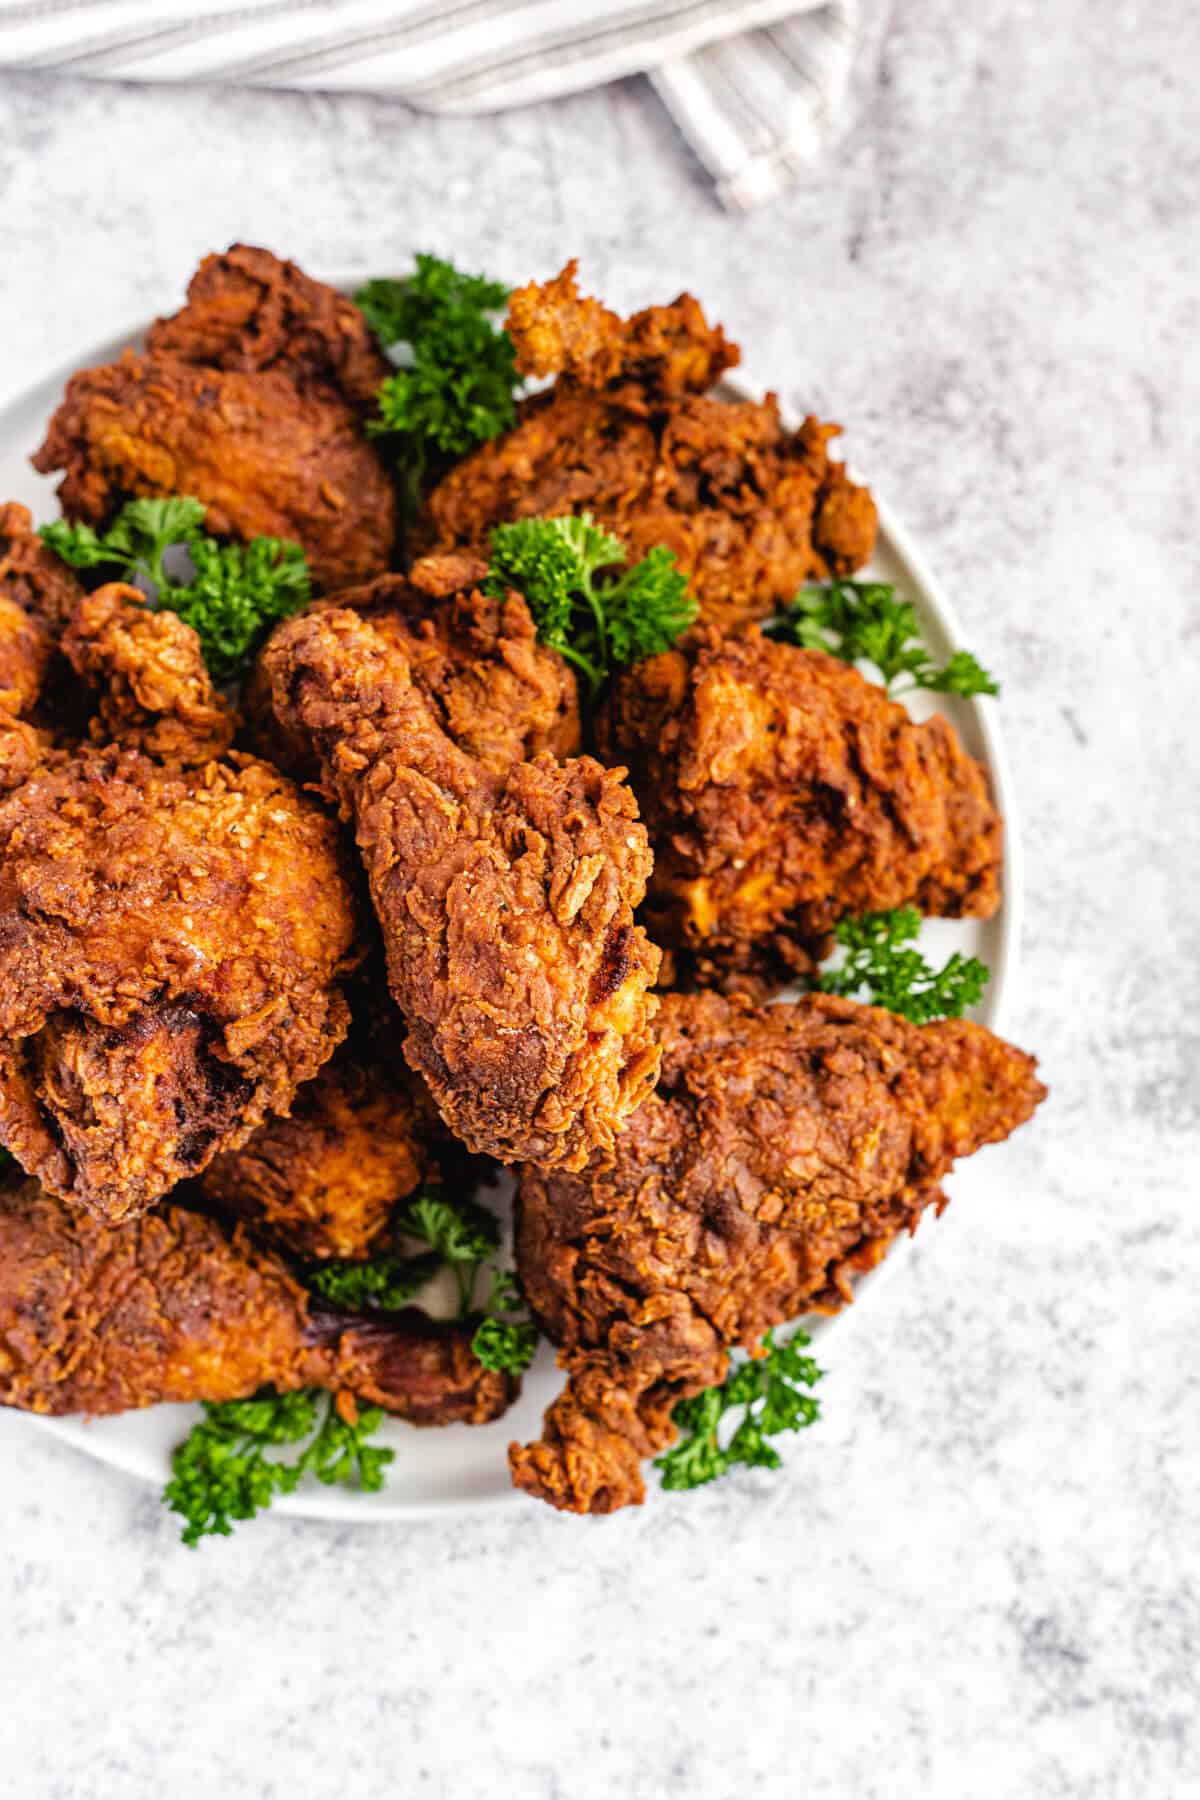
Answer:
[0,746,359,1224]
[262,604,661,1170]
[32,351,396,593]
[598,629,1002,992]
[510,990,1047,1513]
[62,581,235,764]
[0,502,86,786]
[421,265,877,631]
[146,242,391,414]
[0,499,84,636]
[0,1178,515,1424]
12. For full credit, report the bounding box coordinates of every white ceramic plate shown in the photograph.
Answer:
[0,311,1020,1522]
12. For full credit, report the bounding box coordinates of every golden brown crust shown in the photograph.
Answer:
[510,990,1046,1512]
[262,604,661,1170]
[32,351,396,593]
[61,582,235,764]
[146,243,391,414]
[198,1044,439,1261]
[0,746,359,1223]
[0,1178,515,1424]
[598,630,1002,992]
[0,500,84,636]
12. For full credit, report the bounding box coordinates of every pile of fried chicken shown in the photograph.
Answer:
[0,248,1046,1514]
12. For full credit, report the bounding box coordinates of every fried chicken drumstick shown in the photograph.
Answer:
[511,990,1046,1514]
[598,629,1002,992]
[0,746,358,1225]
[0,1178,514,1425]
[421,261,878,631]
[262,601,661,1171]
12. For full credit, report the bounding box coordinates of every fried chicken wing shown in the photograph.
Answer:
[247,552,579,781]
[198,1035,440,1262]
[61,581,234,764]
[146,243,391,414]
[0,746,359,1224]
[0,1178,514,1424]
[421,264,877,631]
[262,604,661,1170]
[33,351,396,593]
[598,629,1002,992]
[511,990,1047,1513]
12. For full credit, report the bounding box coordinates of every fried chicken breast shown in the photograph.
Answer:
[0,1177,514,1424]
[262,603,661,1171]
[0,746,359,1224]
[33,351,395,592]
[598,629,1002,992]
[511,990,1046,1513]
[421,261,877,631]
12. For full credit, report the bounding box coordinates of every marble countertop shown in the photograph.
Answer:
[0,4,1196,1794]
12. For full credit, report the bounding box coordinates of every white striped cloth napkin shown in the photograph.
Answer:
[0,0,860,211]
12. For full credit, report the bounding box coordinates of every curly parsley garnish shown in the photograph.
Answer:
[42,496,311,682]
[165,1388,394,1547]
[487,513,697,694]
[766,576,999,699]
[656,1329,823,1492]
[356,255,520,514]
[306,1250,442,1313]
[817,906,989,1023]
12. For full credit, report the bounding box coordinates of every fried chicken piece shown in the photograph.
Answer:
[0,1178,514,1424]
[61,581,234,764]
[247,552,580,781]
[0,746,359,1224]
[598,630,1002,992]
[147,243,391,414]
[0,502,87,785]
[198,1038,440,1262]
[507,258,740,404]
[32,351,396,593]
[262,605,661,1170]
[511,990,1047,1513]
[421,265,877,631]
[0,499,84,636]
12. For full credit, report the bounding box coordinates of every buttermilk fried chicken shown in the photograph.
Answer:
[146,243,390,415]
[0,500,84,637]
[598,629,1002,993]
[32,351,396,592]
[247,551,579,781]
[0,1178,514,1424]
[262,604,661,1170]
[198,1034,441,1263]
[422,262,877,631]
[61,582,235,764]
[0,502,87,787]
[511,990,1047,1514]
[0,746,359,1225]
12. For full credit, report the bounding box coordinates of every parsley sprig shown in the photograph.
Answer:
[165,1388,393,1547]
[656,1329,823,1492]
[306,1250,442,1313]
[766,577,999,699]
[487,513,697,694]
[817,906,989,1023]
[356,255,520,515]
[42,496,311,682]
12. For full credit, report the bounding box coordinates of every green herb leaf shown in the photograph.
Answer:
[356,255,520,515]
[391,1192,539,1372]
[470,1267,539,1375]
[305,1250,442,1312]
[817,906,990,1023]
[163,1386,394,1546]
[655,1329,823,1492]
[765,577,999,699]
[487,513,697,694]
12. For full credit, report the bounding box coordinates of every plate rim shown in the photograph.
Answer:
[2,315,1023,1524]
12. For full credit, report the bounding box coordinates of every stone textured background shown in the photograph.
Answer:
[1,4,1197,1794]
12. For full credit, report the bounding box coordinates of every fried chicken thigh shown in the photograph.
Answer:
[598,630,1002,991]
[0,1178,514,1424]
[262,603,661,1170]
[146,243,390,414]
[422,262,878,631]
[33,351,395,592]
[511,990,1046,1514]
[0,746,358,1224]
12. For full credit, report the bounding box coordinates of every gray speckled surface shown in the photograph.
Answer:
[1,6,1198,1794]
